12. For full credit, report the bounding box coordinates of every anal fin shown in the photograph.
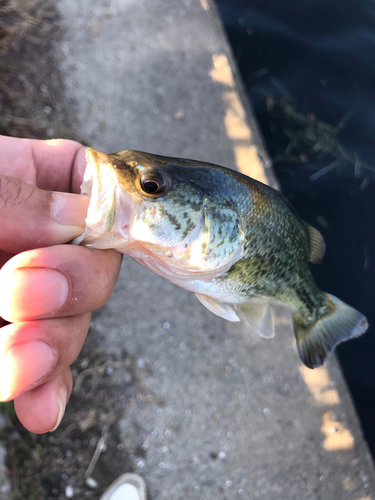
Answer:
[235,300,276,339]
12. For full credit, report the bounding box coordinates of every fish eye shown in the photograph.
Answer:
[142,180,159,193]
[139,169,169,197]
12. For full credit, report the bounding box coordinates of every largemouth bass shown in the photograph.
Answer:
[74,148,368,369]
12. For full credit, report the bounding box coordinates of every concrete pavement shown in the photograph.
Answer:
[50,0,375,498]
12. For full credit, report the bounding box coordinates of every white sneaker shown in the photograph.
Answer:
[99,473,147,500]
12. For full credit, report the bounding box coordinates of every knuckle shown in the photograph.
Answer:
[0,175,33,209]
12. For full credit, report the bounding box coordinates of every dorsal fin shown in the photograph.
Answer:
[305,223,325,264]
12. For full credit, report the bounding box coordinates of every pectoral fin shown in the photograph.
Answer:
[194,294,240,322]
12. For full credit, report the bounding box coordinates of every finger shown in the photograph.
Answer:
[0,313,90,401]
[0,245,122,322]
[0,250,14,268]
[0,174,89,254]
[0,136,87,193]
[31,139,87,193]
[14,368,73,434]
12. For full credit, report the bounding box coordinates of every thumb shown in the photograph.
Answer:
[0,175,89,254]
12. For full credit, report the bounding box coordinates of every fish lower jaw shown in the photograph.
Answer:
[74,230,130,250]
[124,247,237,291]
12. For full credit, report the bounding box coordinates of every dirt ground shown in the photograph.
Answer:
[0,2,132,498]
[0,0,79,141]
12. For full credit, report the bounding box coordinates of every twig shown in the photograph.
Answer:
[73,360,132,396]
[84,426,108,479]
[310,159,341,181]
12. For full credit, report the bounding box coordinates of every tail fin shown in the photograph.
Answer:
[294,294,368,369]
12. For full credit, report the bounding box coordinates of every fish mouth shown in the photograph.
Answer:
[73,148,134,249]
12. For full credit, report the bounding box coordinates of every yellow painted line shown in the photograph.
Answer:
[343,479,373,499]
[321,411,354,451]
[299,365,339,405]
[300,365,357,453]
[223,91,251,140]
[210,54,267,184]
[199,0,210,11]
[342,476,355,492]
[210,54,234,87]
[233,145,263,180]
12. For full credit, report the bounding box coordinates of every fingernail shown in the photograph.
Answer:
[51,192,89,227]
[0,341,56,401]
[49,385,68,432]
[0,268,69,321]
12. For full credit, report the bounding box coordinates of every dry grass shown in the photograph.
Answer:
[0,0,79,139]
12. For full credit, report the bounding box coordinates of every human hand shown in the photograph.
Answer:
[0,136,122,433]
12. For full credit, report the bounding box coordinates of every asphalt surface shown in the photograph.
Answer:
[19,0,374,498]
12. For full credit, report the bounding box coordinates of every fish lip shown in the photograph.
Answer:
[73,148,131,248]
[85,148,117,232]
